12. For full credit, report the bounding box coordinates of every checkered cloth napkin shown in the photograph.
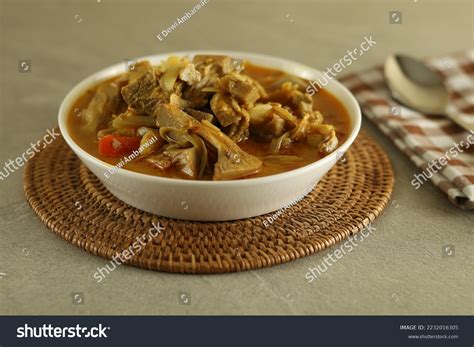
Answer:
[340,50,474,210]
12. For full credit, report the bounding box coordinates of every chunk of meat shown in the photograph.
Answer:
[265,82,315,118]
[192,55,243,90]
[181,87,209,108]
[81,82,122,133]
[121,71,162,114]
[248,103,298,140]
[260,116,286,139]
[306,124,339,155]
[210,93,241,127]
[179,63,201,86]
[210,93,250,142]
[154,104,199,130]
[319,133,338,154]
[215,73,261,108]
[122,67,194,115]
[248,103,273,126]
[192,55,235,75]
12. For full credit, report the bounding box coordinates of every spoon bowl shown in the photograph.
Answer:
[384,54,449,115]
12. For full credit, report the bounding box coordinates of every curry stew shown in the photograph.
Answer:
[68,55,350,180]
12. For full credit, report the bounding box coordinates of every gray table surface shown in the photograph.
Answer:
[0,0,473,315]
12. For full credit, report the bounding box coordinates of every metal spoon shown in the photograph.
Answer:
[384,54,472,131]
[384,54,448,114]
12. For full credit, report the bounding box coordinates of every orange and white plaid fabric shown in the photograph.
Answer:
[340,50,474,210]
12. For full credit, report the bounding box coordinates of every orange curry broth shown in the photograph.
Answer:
[67,62,351,180]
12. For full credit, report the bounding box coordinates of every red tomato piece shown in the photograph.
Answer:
[98,135,141,158]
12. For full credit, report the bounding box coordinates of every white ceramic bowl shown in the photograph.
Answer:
[58,51,361,221]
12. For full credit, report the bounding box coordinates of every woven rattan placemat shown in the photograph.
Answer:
[23,132,394,274]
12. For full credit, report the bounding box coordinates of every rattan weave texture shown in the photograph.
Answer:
[24,132,394,273]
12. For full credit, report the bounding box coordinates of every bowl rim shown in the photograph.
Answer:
[58,50,361,187]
